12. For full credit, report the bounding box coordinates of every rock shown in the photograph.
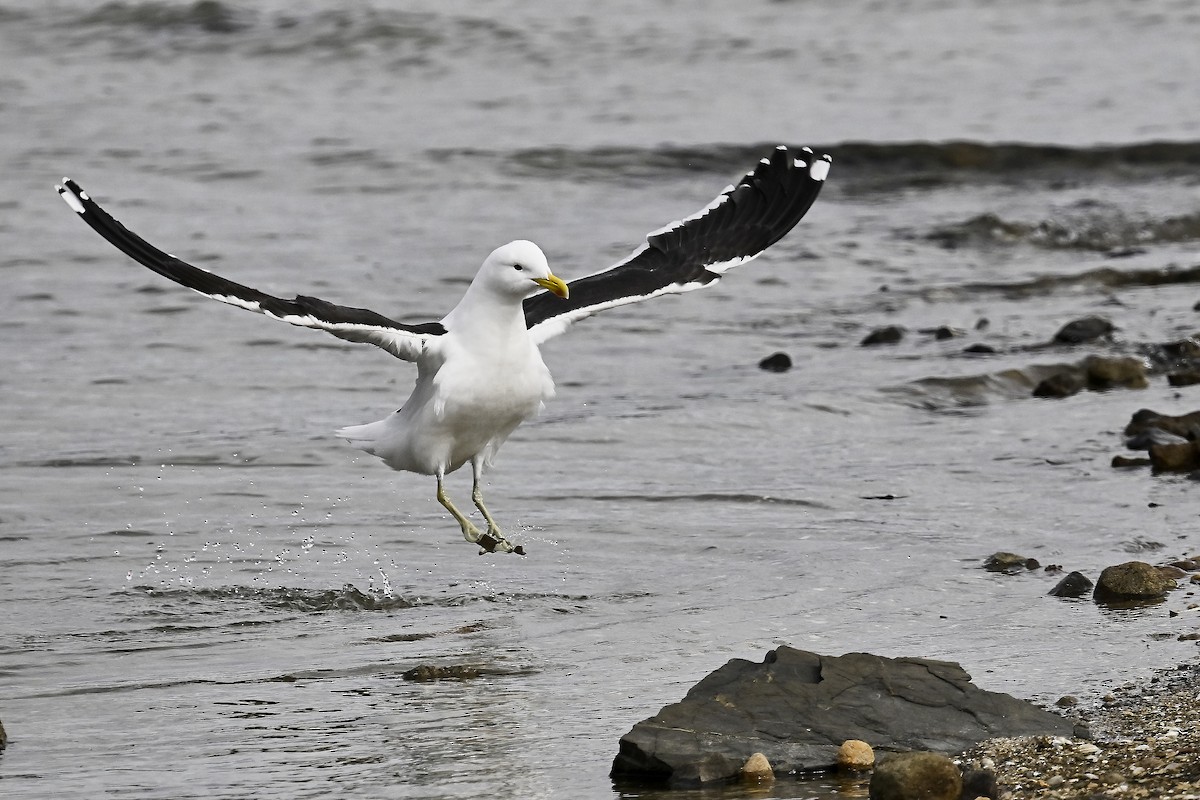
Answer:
[1093,561,1176,602]
[758,351,792,372]
[610,647,1077,787]
[1149,440,1200,472]
[1049,571,1094,598]
[918,325,959,340]
[401,664,482,681]
[960,768,1000,799]
[1124,408,1200,440]
[1168,369,1200,387]
[741,752,774,783]
[1111,455,1151,468]
[1053,316,1114,345]
[0,717,6,750]
[1032,371,1085,398]
[861,325,906,346]
[1151,337,1200,362]
[1125,428,1188,450]
[869,752,962,800]
[1082,355,1148,390]
[963,343,997,355]
[983,551,1040,573]
[837,739,875,771]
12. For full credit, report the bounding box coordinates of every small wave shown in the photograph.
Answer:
[128,584,640,612]
[57,3,527,63]
[924,208,1200,252]
[136,584,418,612]
[76,0,251,35]
[561,492,826,507]
[828,140,1200,184]
[425,139,1200,187]
[427,143,807,183]
[13,454,325,469]
[906,263,1200,303]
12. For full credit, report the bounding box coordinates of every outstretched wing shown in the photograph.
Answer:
[523,145,831,344]
[56,179,444,361]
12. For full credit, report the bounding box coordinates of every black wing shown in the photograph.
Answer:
[523,145,830,343]
[57,179,444,361]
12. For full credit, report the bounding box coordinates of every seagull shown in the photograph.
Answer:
[57,146,831,555]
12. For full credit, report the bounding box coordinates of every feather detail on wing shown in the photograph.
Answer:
[56,178,442,361]
[523,146,831,344]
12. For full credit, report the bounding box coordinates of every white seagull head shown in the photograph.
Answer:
[479,240,569,300]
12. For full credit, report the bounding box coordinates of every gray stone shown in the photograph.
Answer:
[1053,315,1114,345]
[610,647,1077,787]
[861,325,905,346]
[1049,571,1094,598]
[758,352,792,372]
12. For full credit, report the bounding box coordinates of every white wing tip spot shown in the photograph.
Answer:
[58,183,86,214]
[810,158,831,182]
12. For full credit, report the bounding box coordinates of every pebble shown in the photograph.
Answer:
[757,351,792,372]
[740,752,774,783]
[861,325,906,346]
[1053,315,1114,344]
[837,739,875,771]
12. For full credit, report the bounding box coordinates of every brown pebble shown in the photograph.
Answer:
[1112,455,1152,468]
[837,739,875,771]
[741,752,774,783]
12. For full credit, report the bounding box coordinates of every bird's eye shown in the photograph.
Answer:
[513,264,524,271]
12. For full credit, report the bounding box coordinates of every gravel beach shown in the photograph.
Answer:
[960,660,1200,799]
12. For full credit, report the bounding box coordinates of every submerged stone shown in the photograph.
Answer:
[983,551,1040,573]
[1053,315,1114,345]
[869,751,962,800]
[1049,571,1094,598]
[758,351,792,372]
[1032,371,1085,398]
[861,325,906,346]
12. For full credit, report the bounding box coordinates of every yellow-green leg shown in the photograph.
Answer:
[470,460,524,555]
[436,470,482,544]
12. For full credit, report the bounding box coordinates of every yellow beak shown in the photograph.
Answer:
[533,274,570,299]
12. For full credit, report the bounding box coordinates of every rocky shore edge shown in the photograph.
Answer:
[958,659,1200,800]
[611,645,1200,799]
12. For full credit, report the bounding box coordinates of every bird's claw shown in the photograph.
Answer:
[476,531,526,556]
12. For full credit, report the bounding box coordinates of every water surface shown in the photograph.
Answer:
[3,1,1200,798]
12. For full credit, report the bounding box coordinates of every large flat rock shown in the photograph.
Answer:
[611,646,1078,787]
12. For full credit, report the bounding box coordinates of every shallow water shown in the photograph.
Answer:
[4,1,1200,798]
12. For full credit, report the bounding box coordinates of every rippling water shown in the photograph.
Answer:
[4,1,1200,798]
